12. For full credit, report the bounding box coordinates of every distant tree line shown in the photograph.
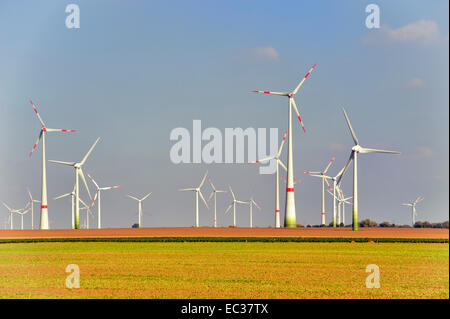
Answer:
[302,219,449,229]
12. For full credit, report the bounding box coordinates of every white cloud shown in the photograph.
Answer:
[329,143,347,151]
[415,146,434,159]
[404,77,426,89]
[250,46,279,61]
[363,19,444,46]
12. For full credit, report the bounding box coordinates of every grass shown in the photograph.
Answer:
[0,242,448,299]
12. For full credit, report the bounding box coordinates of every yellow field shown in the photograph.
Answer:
[0,242,448,298]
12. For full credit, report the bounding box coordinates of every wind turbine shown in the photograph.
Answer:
[86,172,120,229]
[54,185,76,229]
[402,196,423,226]
[304,155,336,225]
[49,137,100,229]
[2,202,28,230]
[224,186,248,227]
[328,184,352,227]
[26,188,40,230]
[127,192,152,228]
[337,108,400,231]
[308,166,345,227]
[79,197,92,229]
[28,100,76,229]
[244,197,261,228]
[253,64,317,227]
[249,130,287,228]
[207,178,227,228]
[17,204,31,230]
[179,171,209,227]
[337,185,352,226]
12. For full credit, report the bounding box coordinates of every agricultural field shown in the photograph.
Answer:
[0,241,448,299]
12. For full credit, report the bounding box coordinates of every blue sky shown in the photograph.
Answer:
[0,0,448,228]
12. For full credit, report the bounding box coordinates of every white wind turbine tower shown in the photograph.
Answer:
[26,188,40,230]
[337,108,400,231]
[127,192,152,228]
[54,185,76,229]
[49,137,100,229]
[249,130,287,228]
[207,178,227,228]
[402,196,423,226]
[253,64,317,227]
[304,155,336,226]
[28,100,76,230]
[86,172,120,229]
[243,197,261,228]
[179,171,209,227]
[224,186,248,227]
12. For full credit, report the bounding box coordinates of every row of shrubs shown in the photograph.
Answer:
[0,237,447,244]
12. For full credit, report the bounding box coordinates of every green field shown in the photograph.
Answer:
[0,242,448,298]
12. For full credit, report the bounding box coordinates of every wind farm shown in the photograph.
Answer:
[0,0,448,301]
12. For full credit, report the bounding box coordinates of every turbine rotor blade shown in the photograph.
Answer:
[80,137,100,166]
[229,186,235,200]
[79,168,92,200]
[85,172,99,189]
[292,63,317,95]
[48,160,76,166]
[359,147,400,154]
[252,200,262,211]
[2,202,12,211]
[342,108,359,145]
[198,171,208,189]
[127,195,140,201]
[208,178,216,191]
[278,159,287,172]
[276,130,288,157]
[179,188,196,192]
[53,193,72,200]
[45,128,76,133]
[141,192,152,201]
[248,155,276,164]
[252,90,289,96]
[323,155,336,174]
[100,185,120,190]
[29,100,46,127]
[29,130,43,157]
[291,98,306,132]
[26,187,33,200]
[90,193,98,208]
[324,177,331,191]
[337,152,354,185]
[198,190,209,209]
[224,204,233,214]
